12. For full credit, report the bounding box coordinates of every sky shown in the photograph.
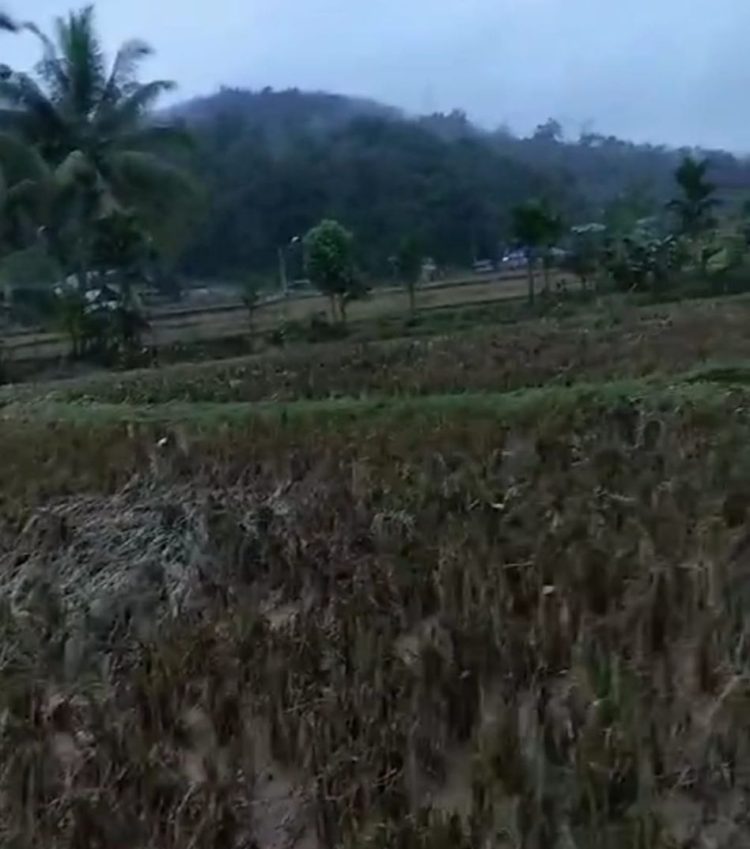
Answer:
[4,0,750,151]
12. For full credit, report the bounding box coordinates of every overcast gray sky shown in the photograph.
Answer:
[4,0,750,151]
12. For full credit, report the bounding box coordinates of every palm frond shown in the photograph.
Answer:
[96,80,176,138]
[99,39,154,107]
[0,131,49,184]
[54,5,106,118]
[0,12,18,32]
[5,176,50,217]
[0,73,65,145]
[24,21,70,104]
[54,149,97,188]
[108,150,197,205]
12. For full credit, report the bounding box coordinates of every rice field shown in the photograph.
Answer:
[3,294,750,847]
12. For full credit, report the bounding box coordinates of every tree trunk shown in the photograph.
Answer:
[247,311,255,352]
[329,294,337,323]
[526,259,536,307]
[542,257,551,294]
[339,295,348,326]
[408,280,416,317]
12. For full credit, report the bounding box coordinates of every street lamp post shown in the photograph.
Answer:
[278,236,301,319]
[278,236,301,299]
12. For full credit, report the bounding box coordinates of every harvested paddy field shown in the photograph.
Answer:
[3,378,750,847]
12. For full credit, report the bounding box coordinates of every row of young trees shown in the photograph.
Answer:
[286,221,423,328]
[0,5,195,358]
[302,153,732,324]
[510,154,747,305]
[285,152,734,330]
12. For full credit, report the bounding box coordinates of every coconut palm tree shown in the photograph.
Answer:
[0,5,194,276]
[0,10,38,253]
[669,156,718,239]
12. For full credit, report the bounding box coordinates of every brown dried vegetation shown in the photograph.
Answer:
[3,386,750,846]
[10,296,750,406]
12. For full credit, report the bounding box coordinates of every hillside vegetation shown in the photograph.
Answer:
[177,88,750,278]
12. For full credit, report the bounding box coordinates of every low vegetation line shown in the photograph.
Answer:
[3,374,747,429]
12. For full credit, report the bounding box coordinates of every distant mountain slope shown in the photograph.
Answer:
[171,87,750,278]
[170,87,401,145]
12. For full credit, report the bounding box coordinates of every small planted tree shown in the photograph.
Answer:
[396,235,423,317]
[304,219,357,325]
[512,201,555,305]
[242,276,264,349]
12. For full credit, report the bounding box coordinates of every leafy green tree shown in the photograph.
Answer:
[0,5,195,277]
[396,235,423,316]
[304,219,357,324]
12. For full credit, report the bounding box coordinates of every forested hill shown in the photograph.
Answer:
[170,87,402,145]
[177,88,750,279]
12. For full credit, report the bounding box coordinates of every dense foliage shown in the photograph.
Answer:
[181,101,552,278]
[177,88,750,280]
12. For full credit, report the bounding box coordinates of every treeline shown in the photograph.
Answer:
[180,102,557,278]
[176,89,750,280]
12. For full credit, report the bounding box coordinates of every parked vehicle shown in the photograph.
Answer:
[501,250,528,270]
[473,259,495,274]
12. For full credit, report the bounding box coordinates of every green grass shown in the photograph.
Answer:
[3,373,746,426]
